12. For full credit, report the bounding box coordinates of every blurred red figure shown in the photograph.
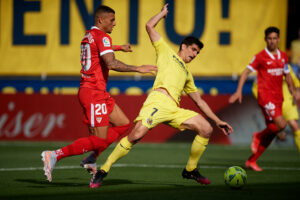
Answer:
[229,27,295,171]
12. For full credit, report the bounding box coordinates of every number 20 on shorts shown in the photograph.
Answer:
[92,103,107,115]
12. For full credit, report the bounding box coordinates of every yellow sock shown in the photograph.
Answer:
[100,136,133,172]
[186,135,209,172]
[294,130,300,153]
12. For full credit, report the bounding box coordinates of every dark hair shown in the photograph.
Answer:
[265,26,280,38]
[180,36,204,50]
[94,5,115,20]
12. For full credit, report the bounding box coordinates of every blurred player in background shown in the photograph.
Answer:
[89,4,233,188]
[252,64,300,153]
[229,27,295,171]
[41,5,157,182]
[290,27,300,78]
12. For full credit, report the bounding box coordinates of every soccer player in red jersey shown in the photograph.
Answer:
[41,5,157,182]
[229,27,295,171]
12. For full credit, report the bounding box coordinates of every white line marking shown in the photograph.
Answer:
[0,164,300,171]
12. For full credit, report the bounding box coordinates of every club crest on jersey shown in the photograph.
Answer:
[264,102,275,110]
[103,37,110,47]
[96,117,102,123]
[147,118,153,126]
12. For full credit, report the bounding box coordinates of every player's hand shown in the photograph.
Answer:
[229,92,242,104]
[138,65,157,75]
[217,121,233,136]
[121,44,133,52]
[161,4,168,18]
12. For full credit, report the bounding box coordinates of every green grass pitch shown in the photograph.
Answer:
[0,142,299,200]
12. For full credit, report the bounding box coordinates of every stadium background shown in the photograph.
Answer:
[0,0,299,146]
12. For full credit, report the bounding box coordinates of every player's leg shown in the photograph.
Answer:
[288,119,300,152]
[42,126,109,182]
[282,98,300,152]
[179,114,212,184]
[41,88,110,182]
[81,103,131,174]
[90,121,149,188]
[104,103,131,150]
[102,121,148,172]
[54,93,113,161]
[281,91,300,152]
[246,116,286,171]
[90,91,166,188]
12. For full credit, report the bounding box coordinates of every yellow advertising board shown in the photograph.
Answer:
[0,0,287,76]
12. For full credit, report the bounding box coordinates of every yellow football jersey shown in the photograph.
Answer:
[151,37,198,104]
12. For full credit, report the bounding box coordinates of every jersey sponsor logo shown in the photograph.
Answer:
[103,37,111,47]
[172,55,188,75]
[267,68,283,76]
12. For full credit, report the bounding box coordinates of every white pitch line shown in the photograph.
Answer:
[0,163,300,172]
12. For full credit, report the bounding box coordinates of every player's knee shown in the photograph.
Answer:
[277,121,287,131]
[268,122,285,133]
[128,124,148,144]
[89,126,108,139]
[197,123,213,138]
[128,133,142,144]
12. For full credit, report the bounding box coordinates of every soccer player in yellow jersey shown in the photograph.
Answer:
[89,4,233,188]
[251,64,300,153]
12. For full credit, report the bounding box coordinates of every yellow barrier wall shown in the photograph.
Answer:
[0,0,287,76]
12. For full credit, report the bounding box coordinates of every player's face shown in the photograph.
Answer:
[182,44,200,63]
[265,32,279,52]
[101,13,116,34]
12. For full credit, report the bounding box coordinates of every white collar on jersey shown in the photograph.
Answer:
[91,26,100,30]
[264,47,281,60]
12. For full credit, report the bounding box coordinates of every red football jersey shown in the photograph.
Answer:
[247,48,289,104]
[80,26,114,91]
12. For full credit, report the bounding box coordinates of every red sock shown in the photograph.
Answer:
[248,144,266,162]
[259,123,278,147]
[55,135,108,161]
[256,128,269,140]
[94,123,131,157]
[249,122,278,162]
[257,123,279,140]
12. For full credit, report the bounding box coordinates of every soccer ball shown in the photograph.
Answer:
[224,166,247,189]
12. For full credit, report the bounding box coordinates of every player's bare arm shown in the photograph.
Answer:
[188,91,233,135]
[285,73,295,97]
[102,52,157,74]
[145,4,168,42]
[229,68,252,104]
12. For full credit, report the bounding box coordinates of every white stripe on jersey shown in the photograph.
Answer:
[91,26,100,30]
[91,104,95,127]
[247,65,256,72]
[100,49,114,56]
